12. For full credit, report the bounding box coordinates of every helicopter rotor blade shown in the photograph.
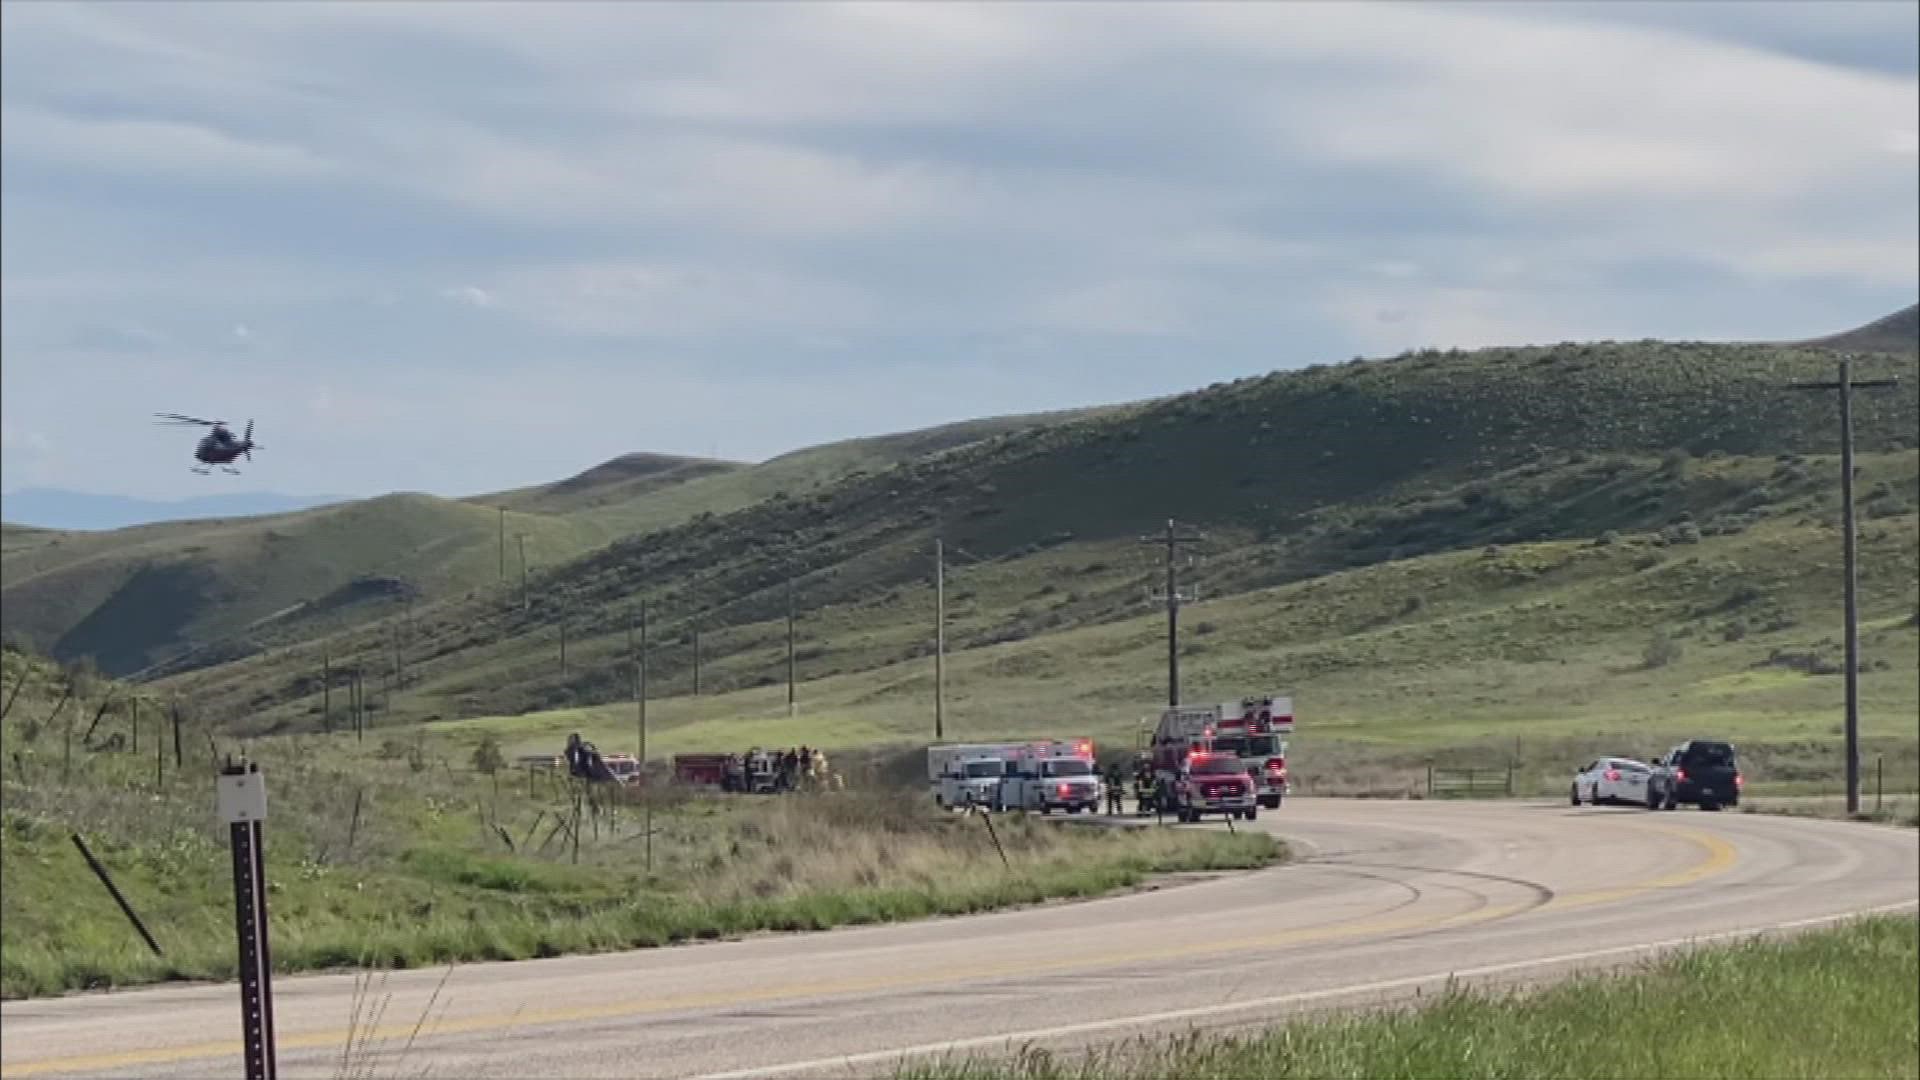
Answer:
[153,412,223,426]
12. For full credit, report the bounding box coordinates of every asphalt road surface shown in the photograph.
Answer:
[4,798,1915,1079]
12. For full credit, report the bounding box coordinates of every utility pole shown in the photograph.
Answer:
[934,538,945,742]
[786,577,797,716]
[1139,518,1205,707]
[1791,354,1900,815]
[321,649,331,734]
[692,625,702,696]
[517,534,529,611]
[498,507,506,582]
[631,605,648,765]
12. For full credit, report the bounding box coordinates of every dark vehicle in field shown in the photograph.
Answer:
[1646,739,1742,811]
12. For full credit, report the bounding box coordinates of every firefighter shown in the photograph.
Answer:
[1103,760,1125,814]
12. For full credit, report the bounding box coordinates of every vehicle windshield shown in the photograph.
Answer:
[1042,758,1092,776]
[1683,742,1736,767]
[1189,756,1246,775]
[963,761,1004,778]
[1612,761,1650,773]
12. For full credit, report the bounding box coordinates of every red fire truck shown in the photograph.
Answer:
[1149,696,1293,812]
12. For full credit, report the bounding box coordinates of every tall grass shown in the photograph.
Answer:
[899,915,1920,1080]
[1,688,1282,1000]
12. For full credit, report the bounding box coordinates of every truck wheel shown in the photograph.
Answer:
[1246,807,1259,821]
[1259,796,1280,810]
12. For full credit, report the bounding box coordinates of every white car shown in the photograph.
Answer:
[1570,757,1652,805]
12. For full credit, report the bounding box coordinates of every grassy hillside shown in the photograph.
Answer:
[1796,303,1918,355]
[151,339,1918,735]
[0,645,1280,998]
[1,413,1088,678]
[0,496,613,677]
[476,452,742,515]
[414,475,1917,798]
[493,408,1118,538]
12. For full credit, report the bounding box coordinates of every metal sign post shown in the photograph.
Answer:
[218,759,277,1080]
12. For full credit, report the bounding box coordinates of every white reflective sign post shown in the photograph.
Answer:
[219,760,276,1080]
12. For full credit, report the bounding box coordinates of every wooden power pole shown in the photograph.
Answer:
[1790,354,1900,815]
[631,604,648,766]
[1140,518,1205,707]
[934,538,945,742]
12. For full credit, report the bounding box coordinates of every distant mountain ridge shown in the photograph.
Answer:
[0,488,352,531]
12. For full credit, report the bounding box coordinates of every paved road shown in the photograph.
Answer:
[4,799,1915,1079]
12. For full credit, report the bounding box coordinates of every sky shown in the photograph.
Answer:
[2,1,1915,501]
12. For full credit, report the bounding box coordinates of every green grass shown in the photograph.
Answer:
[406,502,1918,799]
[896,915,1920,1080]
[0,653,1282,999]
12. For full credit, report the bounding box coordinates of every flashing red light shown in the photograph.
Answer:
[1057,783,1070,797]
[1735,773,1744,788]
[1675,768,1687,783]
[1605,769,1621,781]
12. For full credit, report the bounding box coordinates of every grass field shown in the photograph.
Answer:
[416,504,1920,799]
[897,915,1920,1080]
[0,651,1281,999]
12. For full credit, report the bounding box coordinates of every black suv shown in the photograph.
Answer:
[1646,740,1742,811]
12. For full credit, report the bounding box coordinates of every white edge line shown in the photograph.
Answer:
[690,901,1919,1080]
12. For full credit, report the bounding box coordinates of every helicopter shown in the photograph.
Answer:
[154,413,260,474]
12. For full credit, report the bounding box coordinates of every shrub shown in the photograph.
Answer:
[1642,632,1683,669]
[471,734,505,776]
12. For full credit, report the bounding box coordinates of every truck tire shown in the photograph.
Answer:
[1259,795,1280,810]
[1246,807,1259,821]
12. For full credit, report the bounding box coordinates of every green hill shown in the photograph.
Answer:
[146,335,1917,735]
[477,453,743,515]
[1,412,1092,677]
[1796,304,1918,355]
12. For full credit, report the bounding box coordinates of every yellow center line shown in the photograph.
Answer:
[3,822,1738,1077]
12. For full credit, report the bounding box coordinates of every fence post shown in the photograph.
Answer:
[70,832,164,958]
[1426,763,1434,798]
[1505,761,1514,798]
[1876,755,1884,813]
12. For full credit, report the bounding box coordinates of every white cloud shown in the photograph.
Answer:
[0,1,1913,498]
[482,261,878,340]
[1026,279,1189,336]
[440,285,494,308]
[0,104,337,182]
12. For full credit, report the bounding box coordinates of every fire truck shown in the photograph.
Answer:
[1149,696,1293,813]
[998,739,1103,814]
